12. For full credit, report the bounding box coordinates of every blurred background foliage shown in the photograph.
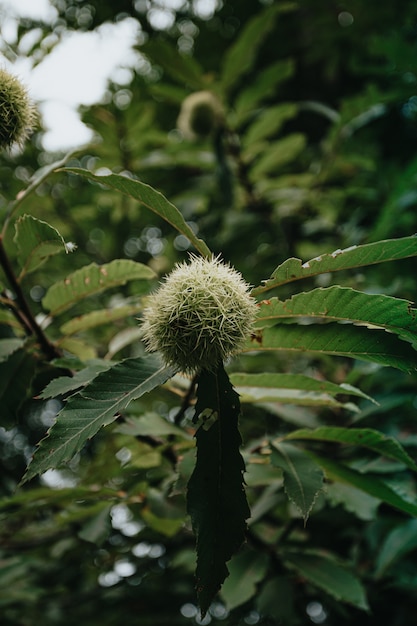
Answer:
[2,1,417,624]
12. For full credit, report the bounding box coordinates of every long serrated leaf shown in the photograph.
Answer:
[249,134,306,178]
[283,551,369,610]
[42,259,155,315]
[22,356,176,483]
[187,364,250,617]
[245,323,417,372]
[243,103,298,146]
[271,442,324,523]
[255,287,417,345]
[14,214,69,278]
[309,451,417,517]
[230,372,375,403]
[252,236,417,295]
[284,427,417,471]
[61,168,211,257]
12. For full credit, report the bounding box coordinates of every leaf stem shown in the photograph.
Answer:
[0,237,61,360]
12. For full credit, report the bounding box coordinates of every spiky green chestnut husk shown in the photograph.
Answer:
[0,69,36,150]
[141,256,257,373]
[177,91,224,140]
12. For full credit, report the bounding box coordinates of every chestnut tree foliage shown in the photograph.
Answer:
[2,1,417,624]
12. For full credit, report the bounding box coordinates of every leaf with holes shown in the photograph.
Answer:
[252,235,417,295]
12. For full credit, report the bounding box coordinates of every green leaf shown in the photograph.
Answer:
[187,364,250,617]
[308,452,417,517]
[78,504,112,546]
[252,235,417,295]
[115,412,190,439]
[22,356,176,483]
[60,303,144,335]
[220,550,268,610]
[39,361,113,399]
[246,323,417,372]
[255,287,417,346]
[0,337,25,362]
[234,62,295,124]
[243,103,298,146]
[14,214,71,278]
[257,576,296,623]
[141,39,205,90]
[271,442,324,522]
[61,168,211,257]
[284,427,417,471]
[230,372,374,404]
[221,3,296,93]
[326,483,380,521]
[0,349,36,426]
[249,134,306,178]
[283,551,369,610]
[375,519,417,578]
[42,259,155,315]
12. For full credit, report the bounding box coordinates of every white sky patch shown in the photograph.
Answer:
[0,0,141,151]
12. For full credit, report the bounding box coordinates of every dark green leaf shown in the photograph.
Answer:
[187,364,250,616]
[283,551,369,610]
[284,427,417,471]
[230,371,375,404]
[141,39,205,90]
[39,361,113,399]
[61,168,211,257]
[0,349,36,427]
[245,323,417,372]
[309,452,417,517]
[255,287,417,346]
[221,3,296,93]
[220,550,268,610]
[252,236,417,295]
[78,504,112,546]
[22,356,176,483]
[375,519,417,578]
[271,442,324,522]
[60,303,144,335]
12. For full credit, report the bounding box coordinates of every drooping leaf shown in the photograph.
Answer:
[255,287,417,346]
[375,519,417,578]
[61,168,211,257]
[220,550,268,610]
[245,323,417,372]
[22,356,176,483]
[270,442,324,523]
[221,3,296,93]
[252,235,417,295]
[283,550,369,610]
[14,214,71,278]
[309,452,417,517]
[187,364,250,617]
[42,259,155,316]
[230,372,375,404]
[284,426,417,471]
[60,302,144,335]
